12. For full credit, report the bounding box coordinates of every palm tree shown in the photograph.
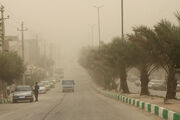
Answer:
[153,19,180,99]
[108,37,136,93]
[128,26,159,95]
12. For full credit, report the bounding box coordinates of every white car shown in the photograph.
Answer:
[39,84,47,94]
[13,86,34,103]
[149,79,166,90]
[41,81,51,91]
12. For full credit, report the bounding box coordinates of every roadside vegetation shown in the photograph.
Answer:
[0,52,25,99]
[79,12,180,100]
[0,52,55,99]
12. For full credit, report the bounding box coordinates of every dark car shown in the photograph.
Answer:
[13,86,34,103]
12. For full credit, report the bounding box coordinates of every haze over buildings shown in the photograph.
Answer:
[0,0,180,63]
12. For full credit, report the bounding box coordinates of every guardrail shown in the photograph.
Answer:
[96,88,180,120]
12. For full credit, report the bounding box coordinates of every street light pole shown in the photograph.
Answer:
[94,5,103,48]
[121,0,124,39]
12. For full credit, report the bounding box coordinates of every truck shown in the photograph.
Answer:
[62,80,75,92]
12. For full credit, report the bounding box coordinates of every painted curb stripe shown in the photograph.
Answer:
[129,98,131,104]
[126,97,128,103]
[136,100,140,107]
[148,104,151,112]
[163,109,168,119]
[173,113,180,120]
[168,111,175,120]
[133,99,135,105]
[151,104,155,114]
[154,106,159,116]
[142,102,145,110]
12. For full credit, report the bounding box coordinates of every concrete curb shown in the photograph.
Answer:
[96,88,180,120]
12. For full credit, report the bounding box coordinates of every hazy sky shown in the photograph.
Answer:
[1,0,180,60]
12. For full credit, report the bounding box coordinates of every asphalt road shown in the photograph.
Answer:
[0,63,161,120]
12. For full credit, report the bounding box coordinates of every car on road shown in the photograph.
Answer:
[62,80,75,92]
[13,86,34,103]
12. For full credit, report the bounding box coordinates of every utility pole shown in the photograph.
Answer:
[17,22,28,85]
[0,5,9,52]
[44,40,46,58]
[49,43,53,59]
[91,25,95,47]
[94,5,103,48]
[17,22,28,61]
[121,0,124,39]
[35,34,40,64]
[0,5,9,98]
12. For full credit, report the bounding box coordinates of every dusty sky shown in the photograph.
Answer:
[0,0,180,63]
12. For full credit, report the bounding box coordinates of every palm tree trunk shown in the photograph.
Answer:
[104,75,110,90]
[140,68,150,95]
[0,80,3,100]
[166,66,177,99]
[2,80,7,99]
[119,67,129,93]
[112,77,118,92]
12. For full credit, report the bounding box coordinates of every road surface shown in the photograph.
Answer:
[0,63,161,120]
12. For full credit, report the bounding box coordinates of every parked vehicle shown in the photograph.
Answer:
[176,84,180,92]
[41,81,51,91]
[149,79,166,91]
[135,80,141,86]
[128,75,138,82]
[52,80,57,84]
[62,80,75,92]
[49,81,55,88]
[13,86,34,103]
[38,83,47,94]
